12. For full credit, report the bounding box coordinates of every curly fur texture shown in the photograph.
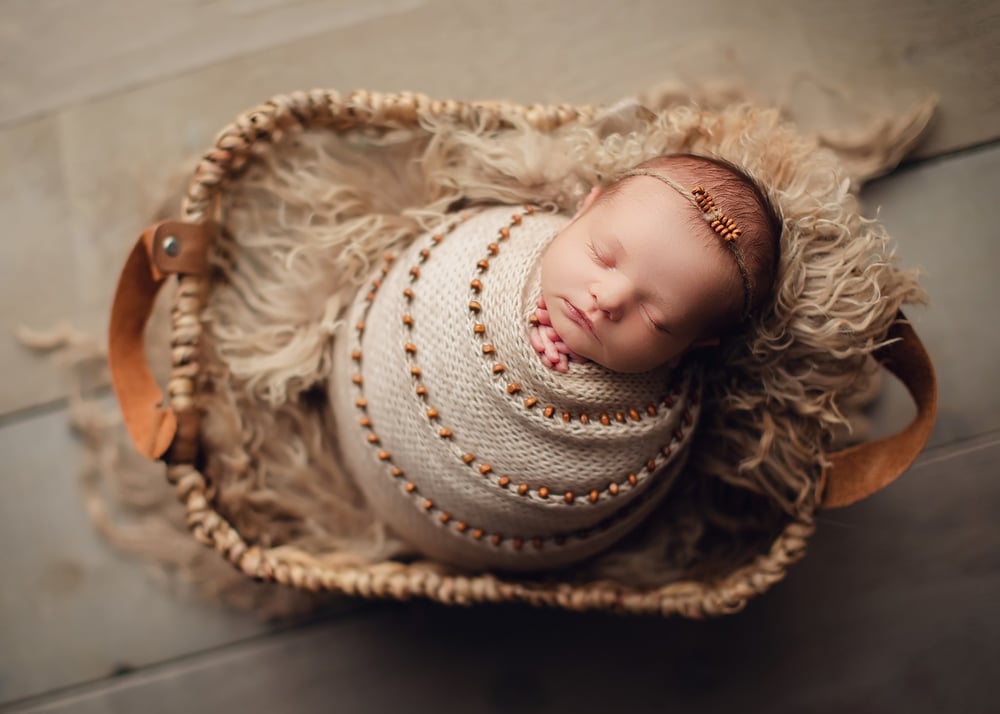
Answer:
[159,90,929,597]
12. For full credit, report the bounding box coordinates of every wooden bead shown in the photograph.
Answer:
[409,267,420,279]
[482,344,495,355]
[543,406,555,418]
[377,451,391,461]
[439,513,451,524]
[402,314,414,326]
[468,301,482,313]
[579,413,589,425]
[455,522,469,533]
[470,279,482,292]
[517,484,529,495]
[472,528,484,540]
[524,397,538,408]
[589,490,599,503]
[391,467,404,478]
[367,434,380,444]
[488,243,499,256]
[405,482,417,493]
[439,428,453,438]
[499,227,510,239]
[609,483,619,496]
[477,259,490,271]
[532,538,543,550]
[628,408,641,421]
[409,366,421,377]
[599,413,610,426]
[479,463,492,474]
[473,323,486,334]
[498,476,511,488]
[404,343,417,354]
[564,492,575,504]
[351,374,362,385]
[507,383,521,394]
[538,486,550,499]
[422,499,434,511]
[403,288,414,301]
[492,363,505,374]
[351,349,362,361]
[355,398,368,408]
[426,408,439,419]
[415,385,428,397]
[462,453,476,464]
[359,417,372,427]
[628,473,639,486]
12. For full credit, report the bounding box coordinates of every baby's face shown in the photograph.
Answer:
[540,177,731,373]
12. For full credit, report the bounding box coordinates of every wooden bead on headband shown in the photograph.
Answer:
[692,186,742,242]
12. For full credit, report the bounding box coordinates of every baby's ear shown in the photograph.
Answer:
[572,186,601,220]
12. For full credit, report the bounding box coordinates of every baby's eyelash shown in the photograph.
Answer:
[643,307,671,334]
[588,242,613,266]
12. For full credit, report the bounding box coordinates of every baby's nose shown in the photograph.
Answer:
[594,278,631,320]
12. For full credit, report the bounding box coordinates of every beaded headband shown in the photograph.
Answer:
[618,168,754,321]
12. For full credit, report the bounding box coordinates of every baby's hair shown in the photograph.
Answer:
[598,154,782,334]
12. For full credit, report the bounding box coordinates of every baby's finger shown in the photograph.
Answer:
[529,328,545,353]
[545,342,560,362]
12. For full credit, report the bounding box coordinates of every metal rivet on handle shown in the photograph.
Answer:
[162,235,180,257]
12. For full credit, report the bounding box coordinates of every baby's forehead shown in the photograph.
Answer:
[598,174,699,223]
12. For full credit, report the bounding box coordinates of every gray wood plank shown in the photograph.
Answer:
[862,143,1000,448]
[10,433,998,714]
[0,116,91,416]
[3,0,997,155]
[0,405,279,705]
[0,0,424,125]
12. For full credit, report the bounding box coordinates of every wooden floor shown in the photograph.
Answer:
[1,1,998,712]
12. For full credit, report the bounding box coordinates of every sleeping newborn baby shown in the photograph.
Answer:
[330,153,781,571]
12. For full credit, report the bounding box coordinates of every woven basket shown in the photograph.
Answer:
[108,89,937,617]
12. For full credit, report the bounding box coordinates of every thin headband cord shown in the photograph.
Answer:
[618,168,754,321]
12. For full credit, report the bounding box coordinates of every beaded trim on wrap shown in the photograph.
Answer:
[331,206,701,571]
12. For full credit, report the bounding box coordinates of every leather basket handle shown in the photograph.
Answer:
[821,311,938,508]
[108,221,214,460]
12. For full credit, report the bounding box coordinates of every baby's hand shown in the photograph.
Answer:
[530,297,583,373]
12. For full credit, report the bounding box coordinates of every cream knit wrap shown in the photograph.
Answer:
[330,206,701,571]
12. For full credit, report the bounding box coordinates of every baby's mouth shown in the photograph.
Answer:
[563,299,597,339]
